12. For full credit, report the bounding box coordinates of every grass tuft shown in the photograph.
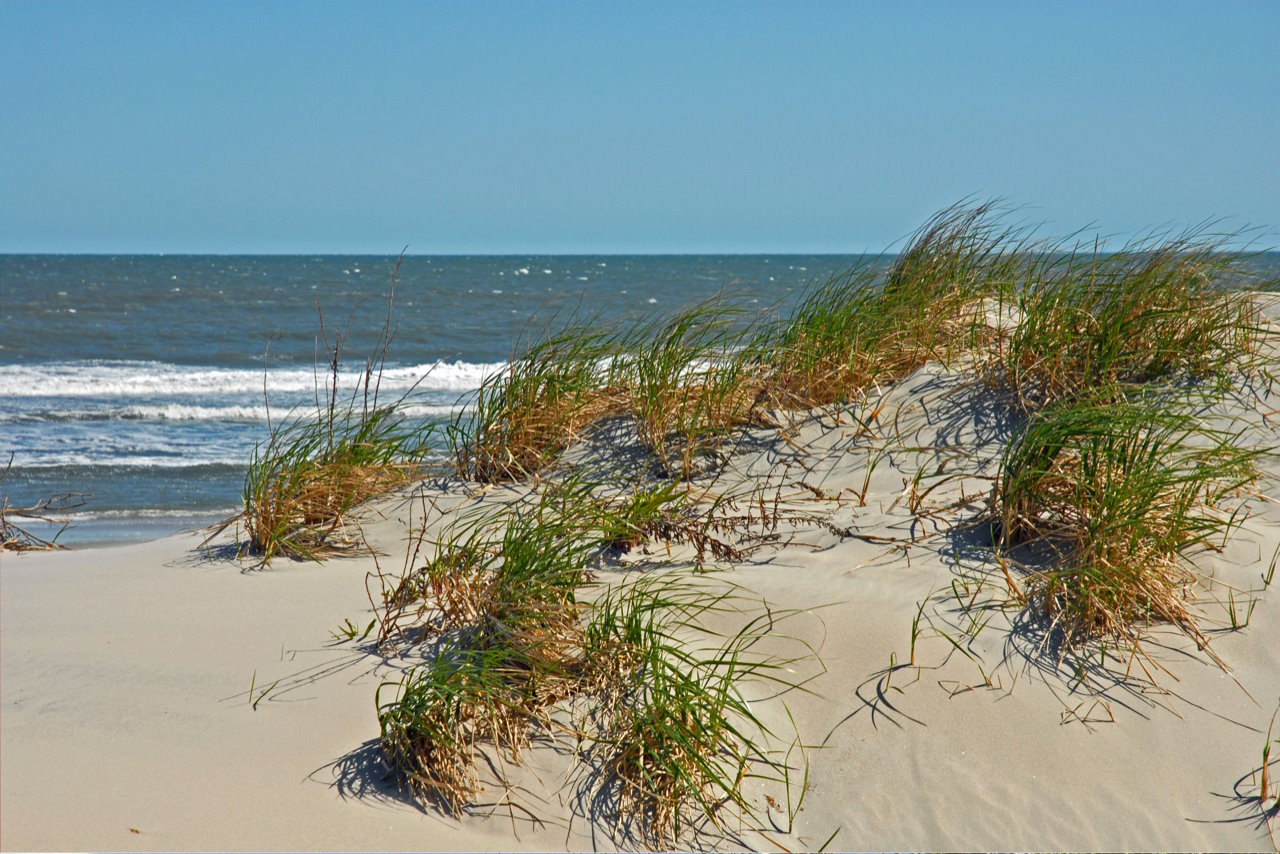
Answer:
[578,574,798,846]
[374,478,811,845]
[235,256,436,562]
[993,390,1262,664]
[760,201,1011,411]
[619,299,765,478]
[243,403,429,562]
[450,324,622,483]
[993,228,1269,411]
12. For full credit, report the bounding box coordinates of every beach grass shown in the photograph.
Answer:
[238,258,437,562]
[992,229,1268,411]
[377,642,535,814]
[618,299,766,478]
[373,474,813,845]
[992,390,1263,666]
[242,400,430,562]
[578,574,797,847]
[232,202,1277,841]
[754,202,1012,411]
[448,202,1024,483]
[450,323,624,483]
[979,222,1276,676]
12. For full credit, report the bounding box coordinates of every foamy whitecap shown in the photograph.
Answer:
[0,359,506,399]
[12,453,251,469]
[62,507,242,521]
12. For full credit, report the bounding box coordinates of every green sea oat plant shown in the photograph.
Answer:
[992,390,1263,676]
[450,323,622,483]
[993,228,1269,411]
[234,256,437,562]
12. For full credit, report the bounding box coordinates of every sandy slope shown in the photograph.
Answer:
[4,354,1280,851]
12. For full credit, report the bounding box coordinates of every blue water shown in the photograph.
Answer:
[1,254,858,546]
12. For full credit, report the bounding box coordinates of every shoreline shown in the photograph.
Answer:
[12,512,234,551]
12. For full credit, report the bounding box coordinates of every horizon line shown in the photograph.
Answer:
[0,249,897,258]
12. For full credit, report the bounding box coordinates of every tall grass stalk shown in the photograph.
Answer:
[243,405,429,561]
[579,573,810,847]
[375,478,812,844]
[760,202,1012,410]
[619,299,766,478]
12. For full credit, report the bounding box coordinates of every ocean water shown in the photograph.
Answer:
[1,254,861,546]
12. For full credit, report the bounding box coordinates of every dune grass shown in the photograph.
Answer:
[373,477,813,846]
[980,221,1276,677]
[435,202,1276,685]
[237,257,437,562]
[992,390,1264,667]
[992,230,1268,411]
[236,203,1276,841]
[377,642,537,814]
[618,300,768,478]
[450,324,623,483]
[578,573,807,847]
[448,202,1021,484]
[758,202,1014,410]
[242,403,429,562]
[376,489,596,812]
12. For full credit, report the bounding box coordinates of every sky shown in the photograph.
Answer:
[1,0,1277,255]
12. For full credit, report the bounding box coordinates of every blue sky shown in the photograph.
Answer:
[2,0,1277,254]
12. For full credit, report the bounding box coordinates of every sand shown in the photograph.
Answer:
[4,355,1280,851]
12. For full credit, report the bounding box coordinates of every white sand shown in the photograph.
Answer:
[5,356,1280,851]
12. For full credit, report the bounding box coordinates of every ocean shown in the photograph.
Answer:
[1,254,862,546]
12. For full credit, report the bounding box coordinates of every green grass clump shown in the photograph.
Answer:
[761,202,1011,410]
[243,402,429,562]
[994,231,1268,411]
[984,224,1275,675]
[579,575,797,847]
[376,492,597,813]
[451,325,623,483]
[236,257,441,562]
[993,391,1262,662]
[377,643,535,814]
[618,300,766,478]
[375,481,808,845]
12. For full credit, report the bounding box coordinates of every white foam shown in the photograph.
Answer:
[0,359,506,399]
[62,507,242,521]
[12,453,250,469]
[0,404,266,423]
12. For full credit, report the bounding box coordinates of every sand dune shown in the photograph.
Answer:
[5,322,1280,851]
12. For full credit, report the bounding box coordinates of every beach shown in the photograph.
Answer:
[6,1,1278,846]
[5,328,1280,851]
[6,208,1280,851]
